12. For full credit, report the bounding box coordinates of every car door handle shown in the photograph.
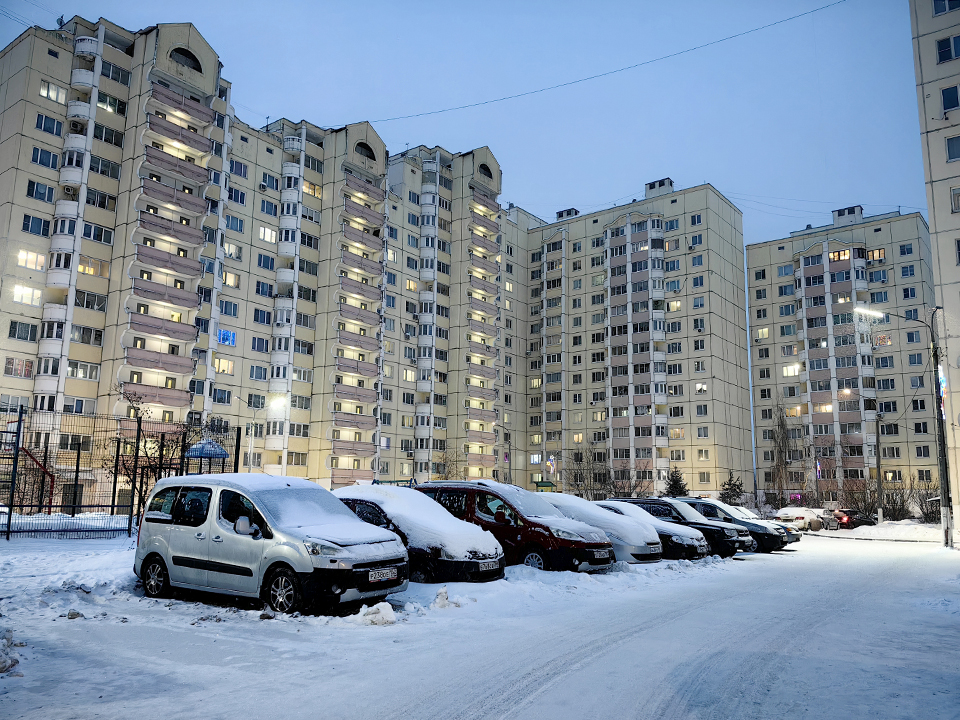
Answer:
[195,532,206,540]
[212,535,223,543]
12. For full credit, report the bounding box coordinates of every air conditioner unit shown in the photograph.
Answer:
[590,401,596,406]
[673,289,681,294]
[697,328,704,333]
[867,260,873,266]
[880,279,886,284]
[408,358,416,365]
[404,333,411,340]
[878,258,885,264]
[688,246,695,251]
[406,451,414,458]
[69,121,83,133]
[259,182,268,191]
[63,186,76,196]
[754,338,761,343]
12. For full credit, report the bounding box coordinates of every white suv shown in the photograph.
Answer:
[135,473,408,613]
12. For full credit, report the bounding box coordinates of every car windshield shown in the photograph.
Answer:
[723,503,758,520]
[497,485,563,519]
[670,500,711,522]
[254,487,358,527]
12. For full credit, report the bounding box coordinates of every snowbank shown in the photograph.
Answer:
[2,511,130,533]
[840,520,942,542]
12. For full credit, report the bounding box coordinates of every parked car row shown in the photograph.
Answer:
[773,506,877,531]
[134,475,799,615]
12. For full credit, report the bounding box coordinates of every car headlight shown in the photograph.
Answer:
[304,540,343,557]
[670,535,686,545]
[606,533,625,545]
[440,547,458,561]
[724,528,738,538]
[551,527,584,541]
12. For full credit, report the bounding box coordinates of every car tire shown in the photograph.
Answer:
[142,555,170,599]
[717,548,736,559]
[265,567,302,614]
[522,547,549,571]
[410,560,434,584]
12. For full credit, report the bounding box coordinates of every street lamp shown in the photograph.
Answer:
[237,394,287,472]
[853,305,952,546]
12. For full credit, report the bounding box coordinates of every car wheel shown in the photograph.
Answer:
[265,567,302,614]
[522,548,549,570]
[410,560,434,584]
[142,555,170,599]
[717,548,736,559]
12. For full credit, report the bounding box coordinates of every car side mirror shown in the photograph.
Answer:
[234,516,254,535]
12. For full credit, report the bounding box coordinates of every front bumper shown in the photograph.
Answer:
[613,542,663,563]
[427,556,506,583]
[660,535,710,560]
[550,545,614,572]
[753,533,787,552]
[301,557,409,606]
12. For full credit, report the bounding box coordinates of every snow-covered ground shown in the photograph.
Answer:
[1,536,958,719]
[810,519,943,542]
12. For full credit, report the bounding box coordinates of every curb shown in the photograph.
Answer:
[801,531,941,544]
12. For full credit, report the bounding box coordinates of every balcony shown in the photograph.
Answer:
[283,136,302,154]
[276,266,296,285]
[124,347,196,374]
[344,172,385,202]
[66,100,91,121]
[59,163,83,187]
[42,303,68,323]
[128,313,198,341]
[74,36,99,57]
[467,430,497,445]
[150,82,216,125]
[342,224,383,252]
[336,357,379,377]
[469,296,497,317]
[330,468,374,484]
[468,341,498,358]
[469,274,498,295]
[334,384,378,403]
[272,322,294,339]
[143,145,209,184]
[337,330,379,352]
[140,178,207,215]
[343,198,383,226]
[469,211,499,234]
[340,276,381,302]
[331,440,377,457]
[467,453,496,468]
[466,385,497,402]
[135,244,201,277]
[468,233,499,254]
[467,407,498,423]
[146,113,213,154]
[132,278,198,309]
[468,253,499,274]
[55,199,79,219]
[122,382,191,407]
[333,412,378,430]
[466,363,496,380]
[469,319,496,339]
[472,191,499,213]
[46,266,71,288]
[338,303,380,326]
[70,68,94,90]
[340,251,382,275]
[138,213,204,246]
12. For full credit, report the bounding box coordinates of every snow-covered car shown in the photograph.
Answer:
[135,474,409,614]
[594,500,710,560]
[538,492,662,563]
[774,507,822,531]
[731,504,801,544]
[418,480,613,572]
[621,498,749,557]
[334,484,505,583]
[677,498,787,553]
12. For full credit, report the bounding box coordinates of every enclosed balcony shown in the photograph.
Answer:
[468,233,499,255]
[338,303,380,326]
[124,347,196,374]
[55,199,79,220]
[469,274,498,295]
[70,68,94,90]
[337,330,379,352]
[466,363,496,380]
[135,244,202,277]
[276,266,296,285]
[469,296,497,318]
[342,198,383,226]
[333,412,378,431]
[138,213,204,246]
[149,81,215,125]
[335,357,379,377]
[471,191,499,213]
[283,136,302,154]
[146,113,213,154]
[344,172,385,202]
[66,100,92,121]
[467,430,497,445]
[469,211,499,234]
[342,224,382,252]
[469,319,496,339]
[331,440,377,457]
[46,265,71,288]
[330,468,374,484]
[467,453,496,468]
[340,276,381,302]
[467,407,497,423]
[74,36,99,57]
[42,302,68,323]
[466,385,497,402]
[122,382,191,407]
[140,178,207,216]
[128,313,198,341]
[334,384,378,403]
[468,340,498,358]
[468,253,499,274]
[340,251,382,276]
[131,278,199,309]
[143,145,209,184]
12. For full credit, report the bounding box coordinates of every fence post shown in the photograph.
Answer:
[126,416,142,537]
[70,437,82,518]
[177,431,186,476]
[110,435,121,515]
[233,427,241,472]
[157,433,166,487]
[6,406,25,541]
[38,435,49,515]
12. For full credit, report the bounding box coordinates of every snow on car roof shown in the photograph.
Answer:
[153,472,319,494]
[595,501,706,541]
[334,484,501,559]
[540,492,659,545]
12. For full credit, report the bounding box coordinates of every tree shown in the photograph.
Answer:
[608,458,655,499]
[662,465,688,497]
[560,444,611,500]
[913,472,941,523]
[719,470,743,505]
[435,449,466,483]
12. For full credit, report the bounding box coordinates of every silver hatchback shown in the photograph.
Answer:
[134,474,409,613]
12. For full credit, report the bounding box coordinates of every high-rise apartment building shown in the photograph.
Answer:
[747,208,938,500]
[909,0,958,531]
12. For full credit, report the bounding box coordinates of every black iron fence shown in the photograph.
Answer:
[2,408,241,539]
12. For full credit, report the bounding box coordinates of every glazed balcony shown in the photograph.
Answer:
[468,234,499,255]
[469,296,497,317]
[124,347,196,374]
[466,363,497,380]
[468,341,498,358]
[467,407,498,423]
[467,453,496,468]
[70,68,94,90]
[472,191,499,213]
[330,468,374,484]
[54,199,79,220]
[469,274,498,295]
[340,251,382,276]
[121,382,191,407]
[340,276,381,302]
[342,198,383,226]
[469,211,499,234]
[342,224,383,252]
[138,213,204,246]
[74,36,99,57]
[66,100,92,122]
[146,113,213,154]
[344,172,385,202]
[283,136,302,154]
[140,178,207,216]
[336,357,379,377]
[128,313,198,341]
[334,384,379,403]
[135,244,202,277]
[143,145,209,184]
[337,330,379,352]
[469,319,496,339]
[466,385,497,401]
[468,253,499,274]
[338,303,380,326]
[333,412,378,431]
[150,81,215,125]
[331,440,377,457]
[467,430,497,445]
[131,278,199,309]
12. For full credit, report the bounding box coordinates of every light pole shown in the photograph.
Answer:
[237,394,287,472]
[854,305,952,546]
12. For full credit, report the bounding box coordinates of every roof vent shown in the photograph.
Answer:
[644,178,674,199]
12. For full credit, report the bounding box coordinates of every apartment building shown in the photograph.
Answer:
[909,0,959,529]
[747,208,938,499]
[507,181,753,495]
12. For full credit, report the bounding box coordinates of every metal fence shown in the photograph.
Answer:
[2,408,241,539]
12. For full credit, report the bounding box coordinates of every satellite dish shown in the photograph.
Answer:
[56,15,65,27]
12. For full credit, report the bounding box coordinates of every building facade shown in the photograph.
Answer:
[909,0,959,529]
[747,208,939,501]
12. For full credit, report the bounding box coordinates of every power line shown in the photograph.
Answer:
[18,0,58,17]
[0,3,37,26]
[356,0,848,124]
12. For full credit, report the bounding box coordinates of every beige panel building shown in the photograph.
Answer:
[747,208,938,501]
[909,0,959,531]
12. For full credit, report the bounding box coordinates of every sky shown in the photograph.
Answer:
[0,0,925,244]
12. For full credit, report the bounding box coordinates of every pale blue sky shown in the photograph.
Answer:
[0,0,924,243]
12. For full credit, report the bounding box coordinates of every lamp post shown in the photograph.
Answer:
[854,305,952,546]
[237,394,287,472]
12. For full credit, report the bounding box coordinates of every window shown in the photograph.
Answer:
[93,123,124,148]
[85,188,116,212]
[35,113,62,136]
[261,200,278,217]
[22,214,50,237]
[13,285,41,306]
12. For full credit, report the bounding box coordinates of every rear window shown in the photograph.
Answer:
[255,486,356,527]
[496,486,562,519]
[145,487,179,522]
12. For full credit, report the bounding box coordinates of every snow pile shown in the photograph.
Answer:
[3,511,131,534]
[0,628,21,677]
[846,520,942,542]
[430,587,462,610]
[346,602,397,626]
[334,485,501,559]
[595,501,707,544]
[541,492,659,545]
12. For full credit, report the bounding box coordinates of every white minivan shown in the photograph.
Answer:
[135,474,409,613]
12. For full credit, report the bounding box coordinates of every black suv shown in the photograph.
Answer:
[616,497,748,558]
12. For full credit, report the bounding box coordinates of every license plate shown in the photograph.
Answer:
[368,567,397,583]
[593,550,609,559]
[478,561,499,572]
